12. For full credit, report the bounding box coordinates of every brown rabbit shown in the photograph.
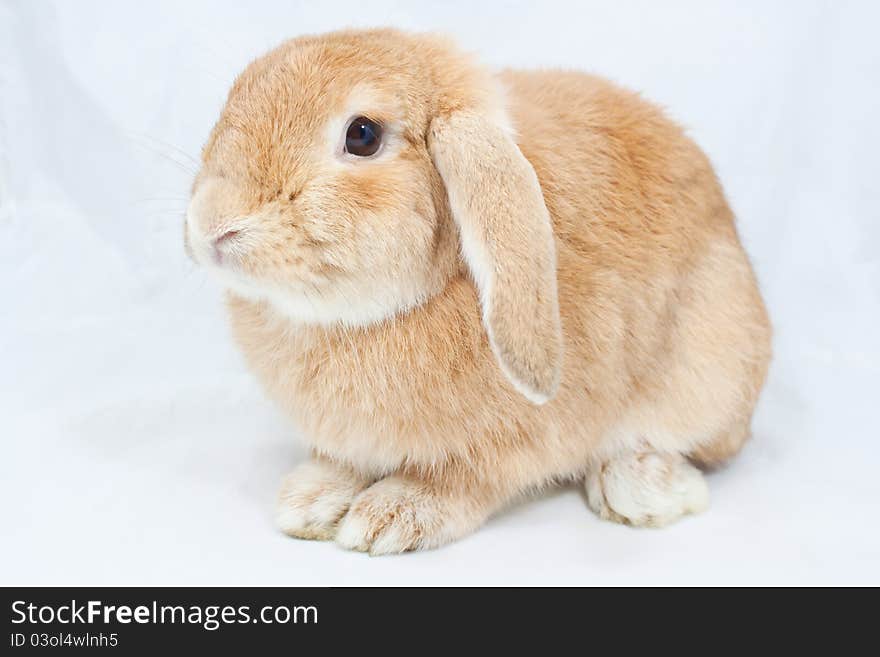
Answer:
[184,28,771,554]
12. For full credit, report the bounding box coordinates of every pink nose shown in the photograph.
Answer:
[211,229,241,264]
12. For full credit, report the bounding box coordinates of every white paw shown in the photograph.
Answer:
[586,452,709,527]
[276,460,367,541]
[335,478,459,556]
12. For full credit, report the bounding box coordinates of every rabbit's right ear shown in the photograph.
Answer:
[428,110,563,404]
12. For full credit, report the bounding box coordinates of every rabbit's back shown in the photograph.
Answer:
[503,69,730,267]
[503,69,771,463]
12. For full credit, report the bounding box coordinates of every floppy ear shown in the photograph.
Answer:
[428,110,563,404]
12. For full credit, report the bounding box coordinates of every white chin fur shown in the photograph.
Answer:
[205,264,426,328]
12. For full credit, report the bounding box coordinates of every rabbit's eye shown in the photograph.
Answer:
[345,116,382,157]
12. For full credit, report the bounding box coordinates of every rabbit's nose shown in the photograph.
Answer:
[211,229,242,264]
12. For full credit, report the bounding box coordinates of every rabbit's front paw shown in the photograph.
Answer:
[276,460,369,541]
[336,477,467,555]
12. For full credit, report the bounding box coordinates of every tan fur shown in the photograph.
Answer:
[185,29,772,553]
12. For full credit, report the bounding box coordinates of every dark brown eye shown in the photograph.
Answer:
[345,116,382,157]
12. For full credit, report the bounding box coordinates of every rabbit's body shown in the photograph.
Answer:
[188,30,771,553]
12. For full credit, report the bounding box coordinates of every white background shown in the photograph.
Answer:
[2,0,878,585]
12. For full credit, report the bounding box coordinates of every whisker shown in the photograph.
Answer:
[134,200,187,211]
[134,197,190,204]
[128,132,200,168]
[127,133,199,176]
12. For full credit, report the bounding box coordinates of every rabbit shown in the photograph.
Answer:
[184,28,772,554]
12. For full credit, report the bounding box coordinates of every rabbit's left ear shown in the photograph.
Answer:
[429,110,563,404]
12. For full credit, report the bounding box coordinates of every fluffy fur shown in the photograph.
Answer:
[185,29,772,554]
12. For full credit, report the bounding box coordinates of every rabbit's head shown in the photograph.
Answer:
[186,29,561,403]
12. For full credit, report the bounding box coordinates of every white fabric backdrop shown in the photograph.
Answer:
[1,0,878,585]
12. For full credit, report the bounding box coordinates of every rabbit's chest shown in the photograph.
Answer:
[228,289,499,473]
